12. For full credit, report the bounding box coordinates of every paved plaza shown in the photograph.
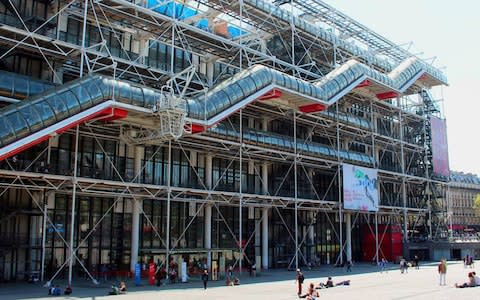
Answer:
[2,261,480,300]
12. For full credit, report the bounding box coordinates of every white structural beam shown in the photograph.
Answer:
[206,154,213,190]
[130,198,141,273]
[308,212,315,261]
[130,145,143,273]
[205,204,212,270]
[262,163,268,195]
[345,212,352,263]
[68,125,80,285]
[262,207,269,269]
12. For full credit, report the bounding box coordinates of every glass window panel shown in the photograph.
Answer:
[226,83,243,104]
[0,117,15,146]
[63,91,81,114]
[47,94,70,120]
[215,90,232,114]
[14,77,28,97]
[237,77,255,97]
[29,80,49,95]
[254,68,269,87]
[0,73,14,96]
[129,86,144,106]
[116,82,132,104]
[70,84,92,109]
[148,43,158,68]
[98,78,112,99]
[205,94,219,118]
[19,105,43,132]
[273,72,285,88]
[85,79,104,104]
[6,111,29,138]
[142,88,156,108]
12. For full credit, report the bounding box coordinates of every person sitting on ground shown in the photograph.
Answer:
[233,277,240,285]
[473,272,480,286]
[108,285,120,295]
[325,277,334,288]
[455,272,476,288]
[299,283,319,299]
[316,276,334,289]
[51,285,62,296]
[225,276,241,286]
[64,285,72,295]
[119,281,127,293]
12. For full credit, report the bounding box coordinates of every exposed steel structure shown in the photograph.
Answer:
[0,0,449,284]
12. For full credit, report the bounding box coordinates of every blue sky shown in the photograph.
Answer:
[327,0,480,176]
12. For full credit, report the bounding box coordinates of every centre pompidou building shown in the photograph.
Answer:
[0,0,450,283]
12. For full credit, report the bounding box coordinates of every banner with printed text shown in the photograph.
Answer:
[343,163,379,212]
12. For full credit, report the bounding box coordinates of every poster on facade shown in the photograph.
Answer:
[343,163,379,212]
[430,116,450,178]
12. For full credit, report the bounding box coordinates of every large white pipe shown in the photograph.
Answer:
[205,204,212,269]
[345,213,352,262]
[262,207,269,269]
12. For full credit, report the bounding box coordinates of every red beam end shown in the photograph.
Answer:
[355,79,371,88]
[189,124,205,134]
[99,108,128,122]
[299,103,327,113]
[259,89,282,101]
[376,91,398,100]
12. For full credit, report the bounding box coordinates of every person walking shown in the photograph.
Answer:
[228,265,233,281]
[399,258,406,274]
[379,258,387,273]
[438,259,447,286]
[201,269,209,290]
[296,269,305,296]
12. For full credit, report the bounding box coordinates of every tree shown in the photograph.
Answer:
[473,194,480,217]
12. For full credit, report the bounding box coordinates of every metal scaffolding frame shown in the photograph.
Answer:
[0,0,449,284]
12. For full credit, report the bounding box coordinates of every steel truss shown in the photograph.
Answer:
[0,0,449,284]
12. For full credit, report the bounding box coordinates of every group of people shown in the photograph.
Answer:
[438,257,479,288]
[435,256,480,288]
[296,269,350,299]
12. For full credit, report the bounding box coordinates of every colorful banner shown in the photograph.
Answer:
[430,116,450,177]
[343,164,378,212]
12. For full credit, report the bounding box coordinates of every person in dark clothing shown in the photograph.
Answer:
[324,277,334,288]
[64,285,72,295]
[202,269,209,290]
[296,269,305,296]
